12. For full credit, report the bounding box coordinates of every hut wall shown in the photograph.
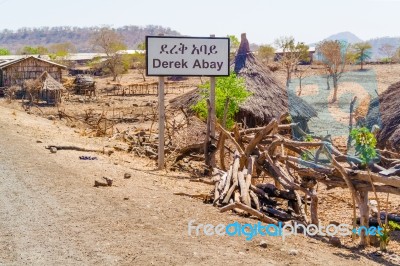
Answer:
[1,57,62,87]
[0,70,3,87]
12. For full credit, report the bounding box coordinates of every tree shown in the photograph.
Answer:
[257,44,275,65]
[130,52,146,81]
[48,42,76,59]
[350,127,379,247]
[294,65,311,96]
[227,35,240,52]
[0,48,10,55]
[275,36,309,87]
[353,42,372,70]
[395,47,400,63]
[137,42,146,50]
[19,46,48,55]
[227,35,240,62]
[316,40,351,102]
[379,44,396,63]
[192,72,251,129]
[91,27,127,81]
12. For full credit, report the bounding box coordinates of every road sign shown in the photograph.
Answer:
[146,36,230,76]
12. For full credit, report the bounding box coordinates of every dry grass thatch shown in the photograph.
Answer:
[233,33,317,127]
[365,81,400,150]
[170,33,317,129]
[39,71,66,92]
[22,72,66,105]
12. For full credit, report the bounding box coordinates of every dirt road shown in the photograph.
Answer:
[0,105,384,265]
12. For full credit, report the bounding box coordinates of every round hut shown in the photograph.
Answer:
[233,33,317,129]
[170,33,317,130]
[364,81,400,151]
[38,71,65,105]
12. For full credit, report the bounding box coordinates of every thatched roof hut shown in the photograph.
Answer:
[37,71,66,105]
[233,33,317,128]
[170,33,317,129]
[365,81,400,151]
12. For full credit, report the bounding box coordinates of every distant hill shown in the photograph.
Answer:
[313,31,400,60]
[0,25,181,53]
[367,37,400,60]
[324,31,363,44]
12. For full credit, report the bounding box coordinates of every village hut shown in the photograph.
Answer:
[233,33,317,128]
[37,71,66,105]
[170,33,317,130]
[0,56,66,88]
[364,81,400,151]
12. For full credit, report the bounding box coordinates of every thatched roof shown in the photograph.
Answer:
[170,33,317,128]
[0,56,67,70]
[365,81,400,150]
[38,71,66,91]
[233,33,317,127]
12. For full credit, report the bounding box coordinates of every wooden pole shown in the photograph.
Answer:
[203,34,217,173]
[157,33,165,170]
[204,99,212,173]
[359,190,370,247]
[210,34,216,167]
[158,76,165,169]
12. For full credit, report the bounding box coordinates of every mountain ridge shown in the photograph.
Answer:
[311,31,400,59]
[0,25,181,53]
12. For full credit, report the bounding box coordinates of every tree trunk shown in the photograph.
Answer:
[298,77,302,96]
[359,190,370,247]
[286,67,291,87]
[326,75,330,90]
[332,76,338,102]
[310,188,319,225]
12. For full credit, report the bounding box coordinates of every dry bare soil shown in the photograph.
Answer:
[0,65,399,265]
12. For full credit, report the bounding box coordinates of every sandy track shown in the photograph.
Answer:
[0,104,382,265]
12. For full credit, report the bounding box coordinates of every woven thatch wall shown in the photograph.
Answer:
[365,81,400,150]
[0,57,63,87]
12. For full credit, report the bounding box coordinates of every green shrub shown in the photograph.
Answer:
[192,72,251,129]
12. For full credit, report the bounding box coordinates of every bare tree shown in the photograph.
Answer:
[275,36,310,87]
[257,44,275,65]
[379,44,396,63]
[316,40,351,102]
[395,47,400,63]
[91,27,127,81]
[294,65,311,96]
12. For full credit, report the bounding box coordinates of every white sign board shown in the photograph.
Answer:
[146,36,230,76]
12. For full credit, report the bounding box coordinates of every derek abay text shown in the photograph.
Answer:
[152,59,224,71]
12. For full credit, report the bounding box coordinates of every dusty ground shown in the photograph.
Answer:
[274,64,400,94]
[2,99,398,266]
[0,65,400,265]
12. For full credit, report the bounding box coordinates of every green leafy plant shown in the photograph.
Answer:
[305,134,314,142]
[192,72,251,129]
[0,48,10,55]
[350,127,377,165]
[300,135,315,161]
[350,127,387,248]
[377,221,400,251]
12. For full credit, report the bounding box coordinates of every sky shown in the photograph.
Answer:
[0,0,400,44]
